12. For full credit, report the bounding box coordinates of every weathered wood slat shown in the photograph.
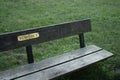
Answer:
[16,72,48,80]
[0,19,91,52]
[16,50,113,80]
[0,45,101,80]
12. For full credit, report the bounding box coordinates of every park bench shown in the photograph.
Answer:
[0,19,113,80]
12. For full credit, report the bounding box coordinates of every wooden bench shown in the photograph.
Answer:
[0,19,113,80]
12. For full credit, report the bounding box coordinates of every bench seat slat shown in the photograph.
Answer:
[16,50,113,80]
[0,45,101,79]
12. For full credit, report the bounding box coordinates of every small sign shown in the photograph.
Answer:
[18,32,39,41]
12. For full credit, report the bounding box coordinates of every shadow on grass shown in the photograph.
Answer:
[52,63,119,80]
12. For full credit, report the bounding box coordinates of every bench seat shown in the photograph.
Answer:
[0,45,113,80]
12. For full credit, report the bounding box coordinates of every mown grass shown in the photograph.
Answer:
[0,0,120,80]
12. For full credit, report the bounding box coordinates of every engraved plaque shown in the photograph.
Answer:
[18,32,39,41]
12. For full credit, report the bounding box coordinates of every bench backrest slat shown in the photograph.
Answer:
[0,19,91,52]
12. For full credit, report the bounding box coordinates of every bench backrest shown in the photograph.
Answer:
[0,19,91,63]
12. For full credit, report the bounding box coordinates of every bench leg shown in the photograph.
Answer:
[26,45,34,63]
[79,33,85,48]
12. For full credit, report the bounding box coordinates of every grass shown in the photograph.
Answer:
[0,0,120,80]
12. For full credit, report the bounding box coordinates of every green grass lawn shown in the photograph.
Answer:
[0,0,120,80]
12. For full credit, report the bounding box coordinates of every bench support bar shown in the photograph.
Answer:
[26,45,34,63]
[79,33,85,48]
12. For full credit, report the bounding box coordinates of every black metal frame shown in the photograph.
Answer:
[79,33,85,48]
[26,45,34,63]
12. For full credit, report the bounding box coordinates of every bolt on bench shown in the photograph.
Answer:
[0,19,113,80]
